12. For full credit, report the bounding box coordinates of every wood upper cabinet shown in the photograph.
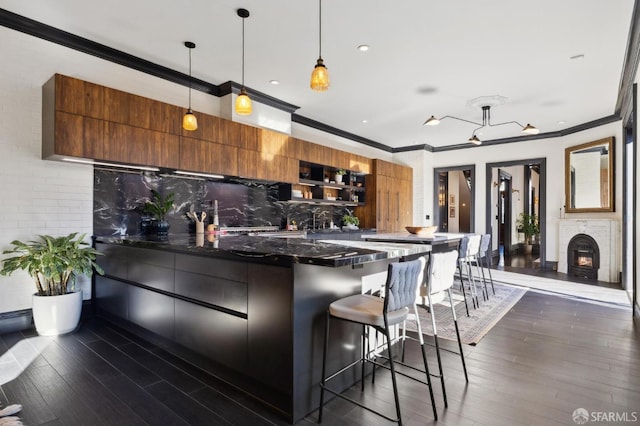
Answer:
[43,74,378,185]
[104,87,181,134]
[104,122,179,169]
[55,74,104,119]
[238,149,297,183]
[180,137,238,176]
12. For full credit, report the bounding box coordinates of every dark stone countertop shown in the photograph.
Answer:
[94,233,431,267]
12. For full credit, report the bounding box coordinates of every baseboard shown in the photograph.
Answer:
[0,309,33,334]
[0,300,94,334]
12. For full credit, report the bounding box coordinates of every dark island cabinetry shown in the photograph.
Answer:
[95,243,293,393]
[93,241,364,423]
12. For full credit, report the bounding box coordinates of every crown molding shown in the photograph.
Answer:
[0,7,629,154]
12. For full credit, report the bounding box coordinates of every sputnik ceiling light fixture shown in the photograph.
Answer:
[310,0,329,91]
[423,102,539,145]
[182,41,198,131]
[235,8,252,115]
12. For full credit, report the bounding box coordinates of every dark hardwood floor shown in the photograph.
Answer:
[0,291,638,425]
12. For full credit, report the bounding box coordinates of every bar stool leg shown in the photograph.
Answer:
[448,288,469,382]
[465,261,479,308]
[412,304,438,420]
[485,255,496,295]
[426,293,448,408]
[456,259,470,316]
[475,258,489,301]
[383,318,403,425]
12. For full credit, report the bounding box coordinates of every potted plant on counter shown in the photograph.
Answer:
[342,213,360,230]
[144,190,175,235]
[516,212,540,253]
[0,233,103,336]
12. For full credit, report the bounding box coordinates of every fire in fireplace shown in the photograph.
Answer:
[567,234,599,280]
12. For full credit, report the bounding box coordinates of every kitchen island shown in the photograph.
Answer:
[363,231,464,252]
[93,234,431,423]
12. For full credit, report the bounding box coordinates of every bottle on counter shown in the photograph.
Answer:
[213,199,219,230]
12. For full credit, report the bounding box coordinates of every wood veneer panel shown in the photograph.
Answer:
[55,74,84,114]
[54,111,83,157]
[55,74,104,118]
[104,122,179,168]
[149,101,181,134]
[259,129,289,156]
[180,137,238,176]
[83,116,104,159]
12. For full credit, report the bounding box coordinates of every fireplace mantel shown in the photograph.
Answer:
[558,219,619,283]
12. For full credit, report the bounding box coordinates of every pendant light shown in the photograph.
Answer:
[310,0,329,91]
[235,8,252,115]
[182,41,198,131]
[424,104,539,145]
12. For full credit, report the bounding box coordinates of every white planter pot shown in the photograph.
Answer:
[335,174,343,184]
[32,290,83,336]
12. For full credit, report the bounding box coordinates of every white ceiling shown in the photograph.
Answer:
[1,0,635,149]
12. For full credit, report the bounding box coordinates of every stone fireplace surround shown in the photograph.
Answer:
[558,219,619,283]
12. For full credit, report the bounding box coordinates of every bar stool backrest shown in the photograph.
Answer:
[479,234,491,257]
[467,234,481,258]
[427,250,459,294]
[458,236,469,260]
[384,257,426,313]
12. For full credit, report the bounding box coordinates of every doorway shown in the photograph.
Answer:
[486,158,546,270]
[497,170,513,255]
[433,165,475,233]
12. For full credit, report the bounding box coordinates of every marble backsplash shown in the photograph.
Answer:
[93,168,350,236]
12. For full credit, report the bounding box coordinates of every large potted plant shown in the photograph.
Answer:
[516,213,540,253]
[143,190,175,235]
[0,233,103,336]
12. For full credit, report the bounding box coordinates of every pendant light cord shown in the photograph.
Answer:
[318,0,322,59]
[242,16,245,87]
[188,47,192,109]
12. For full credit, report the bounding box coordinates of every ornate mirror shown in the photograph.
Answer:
[564,137,614,213]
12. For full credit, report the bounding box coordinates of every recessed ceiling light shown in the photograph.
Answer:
[558,120,566,124]
[361,119,368,124]
[269,80,280,85]
[570,54,585,60]
[357,44,370,52]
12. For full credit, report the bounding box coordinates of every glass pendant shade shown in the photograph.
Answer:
[235,88,252,115]
[310,58,330,91]
[183,109,198,131]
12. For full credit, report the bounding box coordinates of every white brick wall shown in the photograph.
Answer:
[0,27,221,313]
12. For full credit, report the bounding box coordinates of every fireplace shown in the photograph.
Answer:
[567,234,599,280]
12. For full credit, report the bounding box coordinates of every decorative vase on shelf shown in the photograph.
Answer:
[156,220,170,235]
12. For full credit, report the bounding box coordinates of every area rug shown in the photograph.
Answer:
[404,282,527,346]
